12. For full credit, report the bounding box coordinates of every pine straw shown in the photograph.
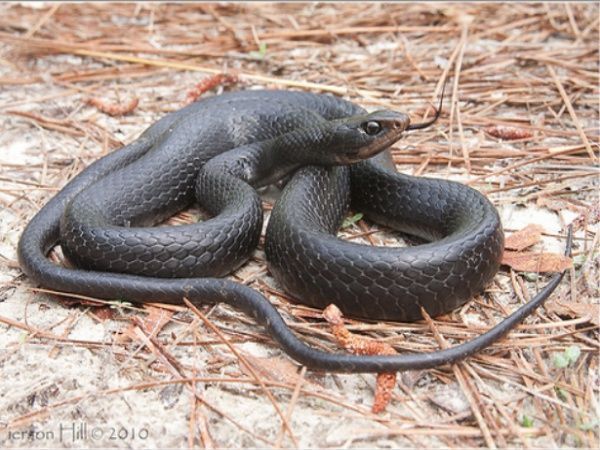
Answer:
[0,3,598,449]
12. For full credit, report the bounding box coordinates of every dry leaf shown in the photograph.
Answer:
[137,305,174,335]
[240,353,313,385]
[546,301,599,326]
[572,204,600,231]
[485,125,533,140]
[505,224,544,251]
[92,306,116,321]
[119,305,174,343]
[536,197,580,214]
[502,251,573,273]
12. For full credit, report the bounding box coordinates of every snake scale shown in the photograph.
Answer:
[18,89,571,372]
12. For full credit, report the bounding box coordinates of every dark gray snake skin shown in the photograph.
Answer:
[18,90,571,372]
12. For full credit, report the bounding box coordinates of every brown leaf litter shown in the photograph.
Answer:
[0,2,597,448]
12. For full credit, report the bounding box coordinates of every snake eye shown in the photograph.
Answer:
[363,121,382,135]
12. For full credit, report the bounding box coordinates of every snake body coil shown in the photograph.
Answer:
[18,90,569,372]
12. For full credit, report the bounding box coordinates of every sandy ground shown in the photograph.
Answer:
[0,3,598,449]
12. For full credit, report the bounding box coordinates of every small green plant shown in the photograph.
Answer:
[250,42,268,60]
[572,253,586,268]
[577,419,599,431]
[553,345,581,368]
[521,414,534,428]
[554,386,568,401]
[523,272,538,282]
[342,213,363,229]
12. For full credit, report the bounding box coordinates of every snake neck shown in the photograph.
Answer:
[200,118,336,189]
[201,106,409,190]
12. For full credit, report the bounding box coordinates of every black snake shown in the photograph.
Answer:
[17,90,571,372]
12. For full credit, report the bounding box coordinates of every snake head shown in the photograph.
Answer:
[324,110,411,164]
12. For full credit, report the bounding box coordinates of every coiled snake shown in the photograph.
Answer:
[18,90,571,372]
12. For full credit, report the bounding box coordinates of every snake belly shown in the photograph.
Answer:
[18,89,509,372]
